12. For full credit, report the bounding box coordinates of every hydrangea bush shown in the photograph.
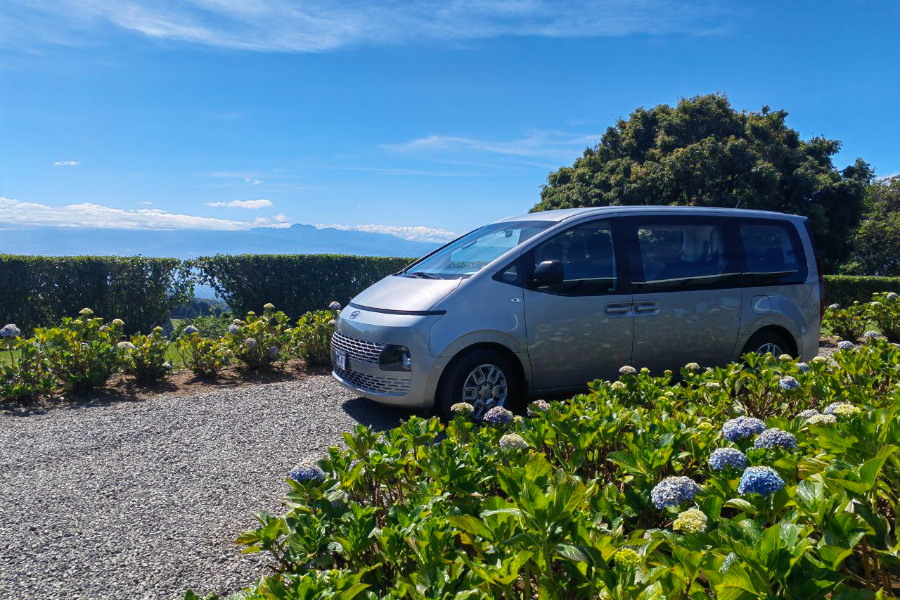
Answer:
[290,305,339,367]
[33,309,121,393]
[226,304,291,369]
[119,327,171,382]
[187,334,900,599]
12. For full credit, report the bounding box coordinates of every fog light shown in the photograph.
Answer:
[380,345,411,371]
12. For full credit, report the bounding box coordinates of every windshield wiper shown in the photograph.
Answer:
[405,271,442,279]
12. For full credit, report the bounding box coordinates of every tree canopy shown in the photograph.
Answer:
[532,94,873,270]
[846,176,900,276]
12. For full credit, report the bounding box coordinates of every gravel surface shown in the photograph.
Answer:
[0,376,411,600]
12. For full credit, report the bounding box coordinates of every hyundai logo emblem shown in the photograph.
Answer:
[348,310,360,320]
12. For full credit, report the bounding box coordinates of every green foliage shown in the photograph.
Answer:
[35,309,121,393]
[120,327,172,383]
[193,254,409,317]
[0,255,194,336]
[291,309,338,367]
[1,336,55,401]
[847,176,900,276]
[208,327,900,599]
[176,332,231,379]
[227,304,292,369]
[175,313,235,340]
[532,94,873,270]
[823,302,868,341]
[867,292,900,342]
[824,275,900,308]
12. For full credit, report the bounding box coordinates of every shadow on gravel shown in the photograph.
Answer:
[340,396,420,431]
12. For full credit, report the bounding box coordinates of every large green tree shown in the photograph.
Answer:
[846,176,900,276]
[532,94,873,270]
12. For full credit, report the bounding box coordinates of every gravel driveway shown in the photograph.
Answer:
[0,376,411,600]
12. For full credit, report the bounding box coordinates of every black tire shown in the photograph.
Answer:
[741,330,794,359]
[437,348,522,421]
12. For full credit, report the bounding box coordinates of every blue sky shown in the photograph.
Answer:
[1,0,897,242]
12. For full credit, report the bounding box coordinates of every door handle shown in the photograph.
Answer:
[633,301,660,316]
[605,302,632,317]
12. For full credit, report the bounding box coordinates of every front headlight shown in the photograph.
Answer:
[379,345,411,372]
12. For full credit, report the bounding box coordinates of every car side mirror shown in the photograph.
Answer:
[532,260,564,287]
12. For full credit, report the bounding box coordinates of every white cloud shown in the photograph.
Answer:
[383,131,600,160]
[0,196,289,230]
[3,1,733,53]
[317,223,455,243]
[245,177,261,185]
[137,201,154,205]
[205,199,273,209]
[53,160,80,166]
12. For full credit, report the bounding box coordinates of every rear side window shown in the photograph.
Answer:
[739,221,807,285]
[627,218,740,292]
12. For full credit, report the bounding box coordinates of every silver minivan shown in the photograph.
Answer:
[332,207,823,418]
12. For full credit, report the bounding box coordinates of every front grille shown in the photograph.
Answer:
[333,365,411,396]
[331,332,384,364]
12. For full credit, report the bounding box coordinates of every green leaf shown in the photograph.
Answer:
[447,515,494,541]
[723,498,758,515]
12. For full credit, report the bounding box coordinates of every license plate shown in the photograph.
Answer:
[335,350,347,370]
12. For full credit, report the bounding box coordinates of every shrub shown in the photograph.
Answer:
[193,254,409,317]
[0,255,194,336]
[823,301,867,340]
[866,291,900,342]
[1,333,55,402]
[291,308,338,367]
[172,313,234,340]
[226,304,291,369]
[202,316,900,599]
[176,332,231,379]
[34,309,121,393]
[120,328,171,383]
[824,274,900,307]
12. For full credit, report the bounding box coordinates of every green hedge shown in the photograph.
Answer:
[824,275,900,307]
[0,255,193,335]
[193,254,411,317]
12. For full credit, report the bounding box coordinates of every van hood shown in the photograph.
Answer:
[350,274,460,313]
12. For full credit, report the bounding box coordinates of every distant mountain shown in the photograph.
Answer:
[0,224,441,259]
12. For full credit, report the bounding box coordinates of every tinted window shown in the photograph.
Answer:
[530,220,617,294]
[739,221,807,285]
[629,220,738,291]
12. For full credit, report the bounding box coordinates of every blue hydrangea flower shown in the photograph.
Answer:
[289,462,326,482]
[778,376,799,391]
[245,337,257,348]
[863,330,880,339]
[269,346,279,357]
[828,303,841,310]
[483,406,513,425]
[753,428,797,450]
[738,466,784,497]
[328,301,342,310]
[796,362,810,373]
[183,325,199,335]
[722,417,766,442]
[823,401,860,415]
[796,409,819,419]
[650,476,701,509]
[709,448,749,471]
[0,324,21,338]
[228,324,240,334]
[837,340,855,350]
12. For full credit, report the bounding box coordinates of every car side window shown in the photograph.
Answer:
[529,220,617,294]
[628,219,738,292]
[739,221,807,285]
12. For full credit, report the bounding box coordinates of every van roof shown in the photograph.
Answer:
[497,206,805,224]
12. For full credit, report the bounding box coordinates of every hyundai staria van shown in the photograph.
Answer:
[332,207,823,418]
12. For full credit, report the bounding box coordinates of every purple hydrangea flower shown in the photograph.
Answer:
[289,462,325,482]
[709,448,749,472]
[722,417,766,442]
[650,476,701,509]
[183,325,199,335]
[753,428,797,450]
[0,324,21,339]
[483,406,513,425]
[228,324,240,334]
[738,466,784,497]
[778,376,799,391]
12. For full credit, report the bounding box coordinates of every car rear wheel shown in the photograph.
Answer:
[742,330,794,358]
[437,348,521,420]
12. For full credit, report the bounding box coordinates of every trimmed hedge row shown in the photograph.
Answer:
[193,254,411,317]
[824,275,900,307]
[0,255,193,335]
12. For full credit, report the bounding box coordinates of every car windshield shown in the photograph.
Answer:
[403,220,554,279]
